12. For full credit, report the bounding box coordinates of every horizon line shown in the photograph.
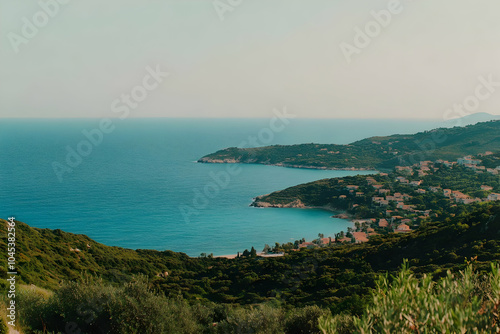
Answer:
[1,114,498,121]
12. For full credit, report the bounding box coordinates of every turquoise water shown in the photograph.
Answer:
[0,118,441,256]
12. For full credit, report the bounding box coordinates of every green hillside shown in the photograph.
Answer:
[2,203,500,310]
[0,219,208,290]
[252,161,500,217]
[3,204,500,332]
[198,120,500,170]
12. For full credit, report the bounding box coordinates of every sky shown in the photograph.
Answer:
[1,0,500,119]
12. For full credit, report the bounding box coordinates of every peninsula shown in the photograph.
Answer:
[198,120,500,170]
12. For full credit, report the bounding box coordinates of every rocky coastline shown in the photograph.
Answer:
[250,197,354,222]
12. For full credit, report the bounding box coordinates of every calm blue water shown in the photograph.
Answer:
[0,118,442,256]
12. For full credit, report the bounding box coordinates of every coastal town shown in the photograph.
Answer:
[267,152,500,252]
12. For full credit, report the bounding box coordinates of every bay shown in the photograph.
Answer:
[0,118,441,256]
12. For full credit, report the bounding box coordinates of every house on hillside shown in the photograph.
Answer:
[457,157,481,165]
[352,232,369,243]
[395,176,409,183]
[320,237,332,245]
[487,169,498,175]
[378,219,389,228]
[478,151,494,156]
[395,223,411,233]
[487,193,500,201]
[390,215,404,223]
[336,237,352,243]
[298,242,316,249]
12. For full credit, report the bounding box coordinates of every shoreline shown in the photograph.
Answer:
[197,159,378,172]
[210,205,354,260]
[215,252,285,259]
[250,198,346,214]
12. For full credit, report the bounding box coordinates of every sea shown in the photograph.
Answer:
[0,118,446,256]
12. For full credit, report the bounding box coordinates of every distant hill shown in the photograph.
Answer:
[199,120,500,170]
[442,112,500,127]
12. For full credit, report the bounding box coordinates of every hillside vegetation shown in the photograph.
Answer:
[2,203,500,309]
[199,120,500,170]
[16,261,500,333]
[2,203,500,333]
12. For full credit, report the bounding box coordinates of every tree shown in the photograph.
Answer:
[318,233,325,239]
[361,222,368,233]
[250,247,257,258]
[242,249,250,257]
[263,244,271,254]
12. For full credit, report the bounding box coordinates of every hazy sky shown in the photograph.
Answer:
[1,0,500,119]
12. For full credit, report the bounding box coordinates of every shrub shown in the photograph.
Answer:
[0,316,7,334]
[284,305,330,334]
[319,261,500,333]
[19,276,204,334]
[214,304,284,334]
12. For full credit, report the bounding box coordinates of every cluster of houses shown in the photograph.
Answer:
[387,157,500,206]
[437,153,500,175]
[436,187,500,204]
[296,153,499,248]
[307,153,499,247]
